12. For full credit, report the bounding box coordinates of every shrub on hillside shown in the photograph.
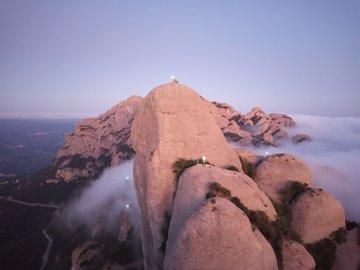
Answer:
[224,165,239,172]
[306,238,337,270]
[239,157,254,178]
[279,181,309,204]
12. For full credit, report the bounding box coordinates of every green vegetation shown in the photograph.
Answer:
[346,220,360,230]
[330,227,347,244]
[239,157,255,178]
[279,181,309,205]
[306,238,337,270]
[270,199,301,243]
[205,182,231,199]
[173,158,211,186]
[173,159,199,183]
[269,181,310,243]
[224,165,240,172]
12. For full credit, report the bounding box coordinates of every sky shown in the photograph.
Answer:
[1,0,359,118]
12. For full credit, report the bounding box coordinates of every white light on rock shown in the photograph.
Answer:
[170,75,176,81]
[125,204,130,209]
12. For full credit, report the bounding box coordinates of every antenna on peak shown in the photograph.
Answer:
[170,75,178,84]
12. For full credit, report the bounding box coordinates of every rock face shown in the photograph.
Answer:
[291,188,346,243]
[55,96,143,181]
[166,164,277,254]
[71,241,104,270]
[164,197,278,270]
[291,134,311,144]
[52,87,305,183]
[209,104,296,146]
[233,147,263,165]
[333,228,360,270]
[131,83,242,269]
[118,209,134,242]
[281,240,315,270]
[253,153,313,202]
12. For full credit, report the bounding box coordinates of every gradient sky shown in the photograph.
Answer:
[1,0,359,118]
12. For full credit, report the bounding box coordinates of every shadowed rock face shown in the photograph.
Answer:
[333,228,360,270]
[164,197,278,270]
[291,188,346,244]
[131,82,241,269]
[253,153,313,202]
[291,133,312,145]
[166,164,277,254]
[281,240,315,270]
[71,241,104,270]
[55,96,143,181]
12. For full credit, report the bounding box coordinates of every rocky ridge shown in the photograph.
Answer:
[50,86,303,183]
[209,102,296,146]
[131,82,242,269]
[27,81,357,270]
[128,82,354,270]
[55,96,142,181]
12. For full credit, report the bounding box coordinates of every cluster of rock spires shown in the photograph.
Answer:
[52,82,359,269]
[55,96,142,181]
[53,85,308,183]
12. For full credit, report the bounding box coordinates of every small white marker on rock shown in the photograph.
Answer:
[170,75,178,83]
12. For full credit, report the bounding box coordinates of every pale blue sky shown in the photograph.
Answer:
[1,0,359,118]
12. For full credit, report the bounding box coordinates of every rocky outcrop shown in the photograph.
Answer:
[209,104,296,146]
[55,96,143,181]
[164,197,278,270]
[207,101,241,130]
[118,209,134,242]
[333,228,360,270]
[233,147,264,166]
[131,82,242,269]
[166,164,277,254]
[71,241,104,270]
[253,153,313,202]
[291,188,346,243]
[281,240,315,270]
[292,134,311,144]
[52,87,306,183]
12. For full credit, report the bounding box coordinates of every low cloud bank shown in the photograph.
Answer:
[62,160,140,235]
[253,115,360,221]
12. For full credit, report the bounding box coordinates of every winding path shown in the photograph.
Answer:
[0,196,58,270]
[0,196,59,209]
